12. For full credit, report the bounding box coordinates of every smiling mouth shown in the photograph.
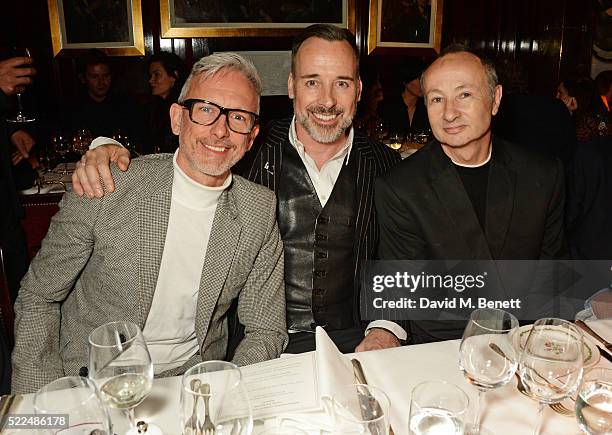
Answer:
[443,126,466,134]
[204,144,229,153]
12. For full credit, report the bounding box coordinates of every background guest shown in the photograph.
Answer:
[555,77,610,141]
[143,51,187,154]
[594,70,611,112]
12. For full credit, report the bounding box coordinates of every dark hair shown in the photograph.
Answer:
[595,70,612,96]
[291,24,359,77]
[77,49,110,76]
[563,77,607,117]
[421,44,499,99]
[148,51,187,103]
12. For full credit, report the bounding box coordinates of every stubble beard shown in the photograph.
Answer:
[185,137,240,178]
[295,102,355,144]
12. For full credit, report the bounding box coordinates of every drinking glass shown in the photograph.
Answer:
[519,318,584,435]
[6,47,35,124]
[459,308,519,434]
[34,376,112,434]
[331,383,390,435]
[72,128,93,155]
[88,321,154,430]
[576,368,612,434]
[51,132,71,174]
[180,360,253,435]
[408,380,469,435]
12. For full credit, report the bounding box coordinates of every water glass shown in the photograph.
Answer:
[576,368,612,434]
[408,380,469,435]
[180,360,253,435]
[34,376,112,434]
[331,383,390,435]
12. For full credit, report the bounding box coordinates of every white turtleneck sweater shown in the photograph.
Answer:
[142,151,231,373]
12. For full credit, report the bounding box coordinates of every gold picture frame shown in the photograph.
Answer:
[368,0,443,55]
[47,0,145,57]
[159,0,355,38]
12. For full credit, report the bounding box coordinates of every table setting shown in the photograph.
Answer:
[2,313,612,435]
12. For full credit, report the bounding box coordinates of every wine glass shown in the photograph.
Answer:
[575,368,612,434]
[6,47,35,124]
[519,318,584,435]
[34,376,112,434]
[72,128,93,155]
[331,383,390,435]
[88,321,154,430]
[459,308,519,434]
[408,380,469,435]
[180,360,253,435]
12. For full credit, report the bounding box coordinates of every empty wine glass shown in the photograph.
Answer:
[459,308,519,434]
[575,368,612,434]
[88,321,154,430]
[6,46,35,124]
[408,380,469,435]
[180,360,253,435]
[34,376,112,434]
[519,318,584,435]
[51,132,71,174]
[331,383,390,435]
[72,128,93,155]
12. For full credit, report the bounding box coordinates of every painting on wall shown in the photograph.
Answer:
[160,0,355,37]
[47,0,145,56]
[368,0,443,55]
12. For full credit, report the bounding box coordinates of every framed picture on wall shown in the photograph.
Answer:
[47,0,145,56]
[367,0,443,55]
[160,0,355,38]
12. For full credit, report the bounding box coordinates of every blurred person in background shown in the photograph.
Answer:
[143,51,187,154]
[556,77,610,142]
[595,70,612,112]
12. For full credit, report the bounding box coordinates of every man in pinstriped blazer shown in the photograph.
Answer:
[71,25,405,354]
[12,53,287,394]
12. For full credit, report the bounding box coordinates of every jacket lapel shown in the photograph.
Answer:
[352,136,375,265]
[195,182,241,347]
[428,142,493,260]
[138,161,174,328]
[485,141,516,259]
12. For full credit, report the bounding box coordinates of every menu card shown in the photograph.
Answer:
[240,327,356,419]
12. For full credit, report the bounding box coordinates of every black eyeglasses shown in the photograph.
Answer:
[179,99,259,134]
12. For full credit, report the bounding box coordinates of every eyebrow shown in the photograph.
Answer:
[426,84,475,94]
[299,73,356,82]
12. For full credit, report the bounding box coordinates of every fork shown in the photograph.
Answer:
[549,402,574,416]
[184,379,202,435]
[200,383,215,435]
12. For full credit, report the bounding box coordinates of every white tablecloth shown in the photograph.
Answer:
[11,335,606,435]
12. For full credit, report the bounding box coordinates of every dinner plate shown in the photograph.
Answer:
[512,324,600,369]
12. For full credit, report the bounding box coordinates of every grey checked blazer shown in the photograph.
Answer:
[12,154,287,394]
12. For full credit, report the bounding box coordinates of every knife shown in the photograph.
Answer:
[576,320,612,351]
[351,359,395,435]
[597,345,612,364]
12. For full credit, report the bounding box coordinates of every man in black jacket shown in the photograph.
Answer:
[376,46,567,343]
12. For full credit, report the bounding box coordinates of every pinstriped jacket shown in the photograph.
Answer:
[246,118,401,329]
[12,154,287,394]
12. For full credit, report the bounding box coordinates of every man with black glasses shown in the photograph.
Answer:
[12,53,287,394]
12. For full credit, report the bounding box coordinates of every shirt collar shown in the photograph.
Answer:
[288,116,354,166]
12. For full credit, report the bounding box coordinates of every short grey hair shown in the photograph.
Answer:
[178,52,262,111]
[420,44,499,102]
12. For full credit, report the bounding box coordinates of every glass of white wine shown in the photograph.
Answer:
[459,308,519,434]
[88,321,154,430]
[576,368,612,434]
[408,380,469,435]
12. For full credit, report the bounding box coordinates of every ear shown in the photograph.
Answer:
[491,84,503,116]
[169,103,183,135]
[357,78,363,102]
[246,124,260,152]
[288,73,295,100]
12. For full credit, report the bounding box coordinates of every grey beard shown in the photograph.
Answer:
[294,104,354,144]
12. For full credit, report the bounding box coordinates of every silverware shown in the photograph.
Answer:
[597,345,612,364]
[184,379,202,435]
[351,359,395,435]
[200,383,215,435]
[549,402,574,416]
[0,394,15,420]
[576,320,612,351]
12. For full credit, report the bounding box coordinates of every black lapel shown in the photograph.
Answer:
[485,140,516,259]
[428,142,493,260]
[352,135,375,265]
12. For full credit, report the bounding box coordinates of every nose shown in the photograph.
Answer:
[319,85,337,108]
[210,113,230,138]
[442,99,460,123]
[149,76,155,86]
